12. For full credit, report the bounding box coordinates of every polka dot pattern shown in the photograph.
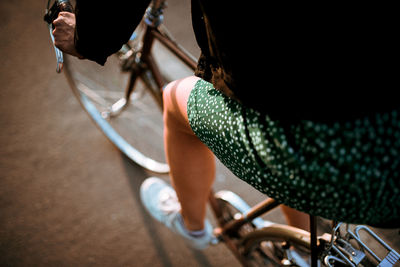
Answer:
[187,79,400,226]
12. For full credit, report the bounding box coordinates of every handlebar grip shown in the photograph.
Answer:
[57,0,74,13]
[44,0,74,24]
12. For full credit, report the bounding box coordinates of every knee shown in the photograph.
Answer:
[162,81,174,114]
[162,81,180,128]
[162,76,198,132]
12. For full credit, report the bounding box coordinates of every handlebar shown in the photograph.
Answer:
[44,0,74,24]
[44,0,74,73]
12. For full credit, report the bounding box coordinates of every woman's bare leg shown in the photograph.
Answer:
[163,76,215,231]
[163,76,309,232]
[280,205,310,231]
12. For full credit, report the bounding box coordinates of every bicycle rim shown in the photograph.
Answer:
[63,50,169,173]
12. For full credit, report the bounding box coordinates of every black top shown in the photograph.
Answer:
[74,0,399,123]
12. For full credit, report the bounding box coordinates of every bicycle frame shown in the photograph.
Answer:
[120,0,197,113]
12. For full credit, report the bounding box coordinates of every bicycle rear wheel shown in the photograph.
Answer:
[215,192,312,266]
[241,226,312,266]
[63,25,169,173]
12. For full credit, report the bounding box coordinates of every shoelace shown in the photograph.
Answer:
[158,188,181,226]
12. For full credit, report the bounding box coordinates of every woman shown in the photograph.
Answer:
[53,0,399,249]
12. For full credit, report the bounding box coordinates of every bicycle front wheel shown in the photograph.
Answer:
[63,50,169,174]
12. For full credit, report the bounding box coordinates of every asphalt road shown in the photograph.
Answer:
[0,0,398,266]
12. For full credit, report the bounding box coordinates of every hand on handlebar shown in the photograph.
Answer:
[52,12,84,59]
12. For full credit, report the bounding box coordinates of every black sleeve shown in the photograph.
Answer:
[74,0,151,65]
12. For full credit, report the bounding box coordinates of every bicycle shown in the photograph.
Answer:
[44,0,400,266]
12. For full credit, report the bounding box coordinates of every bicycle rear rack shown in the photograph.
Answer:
[325,223,400,266]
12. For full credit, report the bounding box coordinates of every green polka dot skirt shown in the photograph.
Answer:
[187,79,400,227]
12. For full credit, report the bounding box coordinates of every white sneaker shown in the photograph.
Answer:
[140,177,214,250]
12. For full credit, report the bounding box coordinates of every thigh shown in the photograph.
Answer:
[187,78,272,191]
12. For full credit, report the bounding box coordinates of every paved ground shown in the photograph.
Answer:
[0,0,398,267]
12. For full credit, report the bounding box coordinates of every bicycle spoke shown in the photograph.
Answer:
[63,48,169,173]
[75,81,110,108]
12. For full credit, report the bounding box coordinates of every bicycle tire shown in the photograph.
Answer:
[63,23,170,173]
